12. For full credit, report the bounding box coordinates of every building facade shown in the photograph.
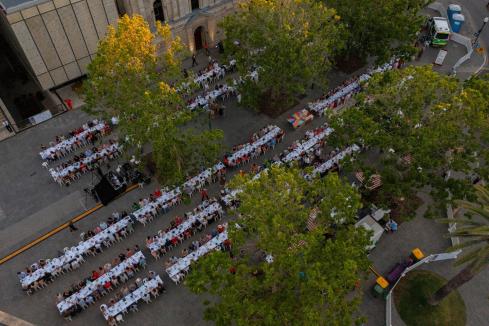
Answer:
[0,0,234,132]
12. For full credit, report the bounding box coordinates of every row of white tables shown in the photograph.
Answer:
[308,58,401,115]
[50,143,121,180]
[166,230,228,283]
[282,127,333,163]
[20,216,132,288]
[132,188,182,223]
[188,85,236,111]
[193,60,236,85]
[306,144,361,179]
[101,275,163,320]
[225,125,283,166]
[40,121,106,160]
[57,251,145,314]
[147,202,223,253]
[183,162,225,194]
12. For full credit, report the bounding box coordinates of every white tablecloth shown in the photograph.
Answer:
[183,162,225,194]
[188,85,235,111]
[102,275,162,320]
[57,252,145,314]
[148,202,223,252]
[283,127,333,163]
[306,144,360,179]
[194,63,224,85]
[308,82,361,115]
[132,188,181,223]
[166,231,228,282]
[221,189,242,207]
[226,125,282,166]
[50,143,121,180]
[20,217,131,288]
[40,122,106,160]
[308,58,399,115]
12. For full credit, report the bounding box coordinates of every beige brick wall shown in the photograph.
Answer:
[4,0,120,90]
[3,0,235,90]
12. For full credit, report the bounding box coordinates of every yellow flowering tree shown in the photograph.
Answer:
[84,15,223,184]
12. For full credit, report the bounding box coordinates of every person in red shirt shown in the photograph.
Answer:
[154,188,162,197]
[223,238,232,251]
[200,188,209,202]
[175,216,183,226]
[91,270,100,281]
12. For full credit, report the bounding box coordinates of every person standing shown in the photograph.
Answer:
[200,188,209,202]
[204,42,209,55]
[68,220,78,232]
[2,120,12,133]
[192,53,198,67]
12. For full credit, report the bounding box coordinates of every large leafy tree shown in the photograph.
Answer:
[186,166,371,325]
[83,15,223,184]
[325,0,425,64]
[328,66,489,217]
[220,0,344,114]
[429,184,489,305]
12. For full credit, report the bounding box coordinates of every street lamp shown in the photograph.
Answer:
[473,17,489,49]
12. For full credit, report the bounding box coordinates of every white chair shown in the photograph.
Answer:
[115,314,125,323]
[71,261,80,270]
[142,293,152,304]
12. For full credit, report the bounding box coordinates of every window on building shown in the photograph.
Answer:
[154,0,165,22]
[191,0,200,11]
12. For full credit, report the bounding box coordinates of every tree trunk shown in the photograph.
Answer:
[428,264,476,306]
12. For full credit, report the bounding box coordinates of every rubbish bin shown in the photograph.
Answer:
[451,14,465,33]
[447,4,462,22]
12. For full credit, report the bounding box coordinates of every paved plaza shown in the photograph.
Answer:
[0,51,346,325]
[0,48,488,326]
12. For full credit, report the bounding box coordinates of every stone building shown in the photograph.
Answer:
[0,0,234,132]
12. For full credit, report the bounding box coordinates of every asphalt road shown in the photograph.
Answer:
[448,0,489,73]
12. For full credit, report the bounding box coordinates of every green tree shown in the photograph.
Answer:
[328,66,489,217]
[185,166,370,325]
[429,184,489,305]
[325,0,425,65]
[220,0,344,114]
[83,15,223,185]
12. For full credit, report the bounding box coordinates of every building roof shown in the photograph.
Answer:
[0,0,49,14]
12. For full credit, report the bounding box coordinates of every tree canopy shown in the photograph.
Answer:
[220,0,344,114]
[325,0,425,64]
[327,65,489,217]
[83,15,223,184]
[185,166,371,325]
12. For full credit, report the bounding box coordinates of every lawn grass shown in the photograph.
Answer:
[394,270,466,326]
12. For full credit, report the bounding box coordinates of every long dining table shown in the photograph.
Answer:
[57,252,145,314]
[39,121,106,160]
[166,231,228,283]
[20,216,131,288]
[282,127,333,163]
[147,202,223,253]
[101,275,163,320]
